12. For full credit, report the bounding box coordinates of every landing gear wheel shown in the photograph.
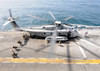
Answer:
[47,40,50,44]
[67,31,71,39]
[30,33,34,38]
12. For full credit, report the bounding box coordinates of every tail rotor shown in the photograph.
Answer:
[2,9,19,28]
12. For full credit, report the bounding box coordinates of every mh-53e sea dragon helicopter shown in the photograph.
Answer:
[3,9,80,42]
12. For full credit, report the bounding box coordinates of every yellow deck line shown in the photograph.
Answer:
[0,58,100,64]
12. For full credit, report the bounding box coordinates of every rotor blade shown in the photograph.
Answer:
[66,44,72,71]
[80,39,100,49]
[3,21,12,26]
[62,24,72,29]
[3,17,7,20]
[9,9,12,17]
[62,24,71,27]
[63,16,74,21]
[76,42,87,59]
[48,11,56,20]
[48,26,57,58]
[13,17,20,20]
[27,14,50,22]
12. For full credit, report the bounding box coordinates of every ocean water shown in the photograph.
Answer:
[0,0,100,30]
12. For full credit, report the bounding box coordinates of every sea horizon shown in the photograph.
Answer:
[0,0,100,30]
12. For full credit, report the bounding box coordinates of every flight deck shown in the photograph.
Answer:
[0,29,100,71]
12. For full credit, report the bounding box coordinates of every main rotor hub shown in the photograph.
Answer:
[7,17,13,21]
[54,21,62,26]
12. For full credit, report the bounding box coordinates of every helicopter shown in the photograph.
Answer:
[3,9,80,42]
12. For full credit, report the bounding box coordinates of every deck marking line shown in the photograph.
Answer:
[0,58,100,64]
